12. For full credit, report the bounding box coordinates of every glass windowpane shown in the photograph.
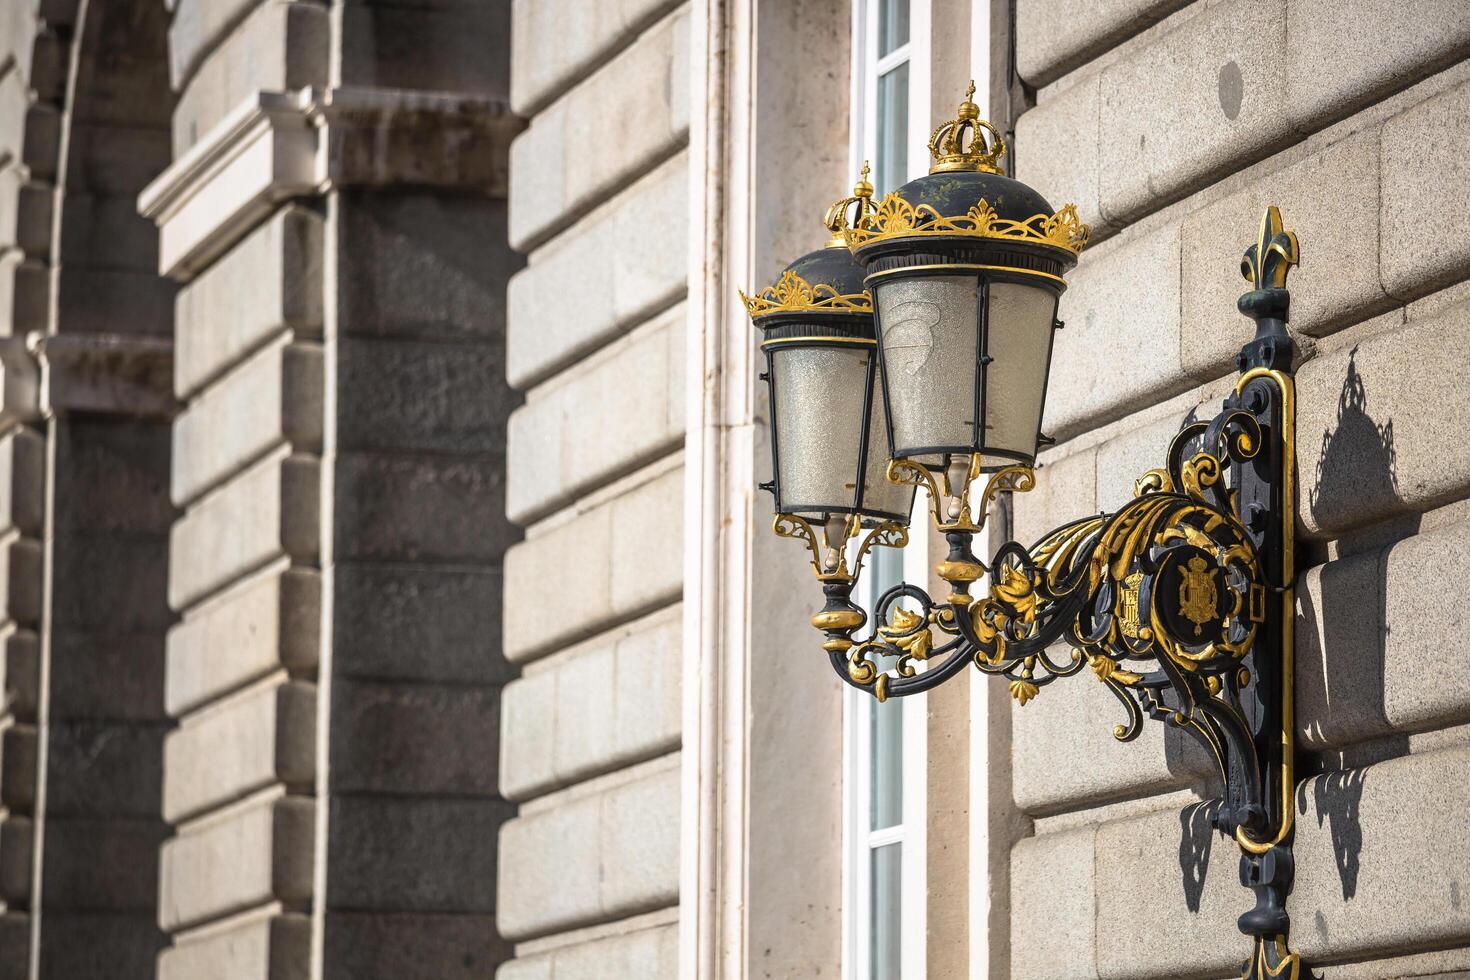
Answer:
[877,0,910,57]
[869,843,902,979]
[868,546,904,831]
[876,63,909,193]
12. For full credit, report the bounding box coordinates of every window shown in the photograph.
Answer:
[843,3,930,977]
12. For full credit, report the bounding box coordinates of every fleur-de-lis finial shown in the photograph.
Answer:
[1240,205,1299,291]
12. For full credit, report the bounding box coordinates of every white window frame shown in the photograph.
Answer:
[841,2,931,977]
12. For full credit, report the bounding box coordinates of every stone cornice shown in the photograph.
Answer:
[138,86,522,282]
[0,333,175,425]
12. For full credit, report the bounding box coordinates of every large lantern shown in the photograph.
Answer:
[741,169,915,573]
[846,83,1089,507]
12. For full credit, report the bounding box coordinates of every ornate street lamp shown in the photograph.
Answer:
[753,83,1308,979]
[742,167,915,592]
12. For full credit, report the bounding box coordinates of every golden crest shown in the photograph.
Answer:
[739,269,871,318]
[844,194,1090,255]
[1178,555,1219,637]
[1118,570,1144,639]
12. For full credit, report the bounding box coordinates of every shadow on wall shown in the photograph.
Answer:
[1173,347,1413,908]
[1300,346,1415,903]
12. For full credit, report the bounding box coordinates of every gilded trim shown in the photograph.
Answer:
[1234,367,1298,857]
[740,269,872,318]
[863,262,1068,286]
[759,335,876,349]
[846,194,1089,256]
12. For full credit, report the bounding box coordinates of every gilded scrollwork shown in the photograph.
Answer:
[740,269,873,318]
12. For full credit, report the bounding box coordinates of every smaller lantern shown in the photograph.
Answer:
[741,167,916,554]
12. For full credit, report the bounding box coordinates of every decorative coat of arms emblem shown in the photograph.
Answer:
[1177,555,1219,637]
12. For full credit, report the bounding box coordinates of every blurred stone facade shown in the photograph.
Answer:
[0,1,1467,979]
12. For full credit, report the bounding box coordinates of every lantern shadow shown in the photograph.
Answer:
[1178,799,1216,913]
[1298,345,1415,903]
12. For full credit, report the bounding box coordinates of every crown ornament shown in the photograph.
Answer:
[928,81,1007,175]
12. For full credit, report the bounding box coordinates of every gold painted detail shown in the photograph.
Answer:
[773,513,906,584]
[1118,570,1144,638]
[879,606,933,661]
[822,161,878,247]
[1241,205,1300,291]
[1241,935,1301,979]
[1178,555,1219,636]
[927,81,1007,175]
[812,608,865,631]
[889,459,1036,535]
[846,194,1089,256]
[1008,678,1039,706]
[1088,654,1142,686]
[740,269,872,319]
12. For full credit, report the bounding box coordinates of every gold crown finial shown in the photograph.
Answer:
[928,80,1005,175]
[823,161,878,247]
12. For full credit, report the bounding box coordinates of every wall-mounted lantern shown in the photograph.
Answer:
[745,83,1307,979]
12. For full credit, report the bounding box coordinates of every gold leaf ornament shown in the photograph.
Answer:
[879,606,933,661]
[1009,679,1040,706]
[739,269,871,318]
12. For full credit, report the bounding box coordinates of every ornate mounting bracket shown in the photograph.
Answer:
[807,208,1305,977]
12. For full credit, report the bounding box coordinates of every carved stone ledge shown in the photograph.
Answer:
[138,86,522,283]
[0,332,175,425]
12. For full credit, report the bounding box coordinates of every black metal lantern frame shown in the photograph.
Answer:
[743,168,916,588]
[758,87,1312,978]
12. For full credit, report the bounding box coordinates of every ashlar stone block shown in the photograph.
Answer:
[0,427,43,537]
[1047,220,1183,438]
[1296,517,1470,751]
[324,796,511,912]
[169,450,320,611]
[328,679,499,796]
[1296,301,1470,539]
[172,1,329,153]
[332,453,510,563]
[1292,744,1470,963]
[1180,129,1388,379]
[498,921,678,980]
[175,206,323,400]
[508,5,689,251]
[163,678,316,822]
[159,793,315,931]
[496,762,680,941]
[172,338,323,506]
[507,150,688,388]
[1286,0,1470,130]
[499,614,682,805]
[321,912,509,980]
[1011,825,1099,980]
[1015,0,1191,86]
[167,569,321,717]
[1012,660,1213,816]
[511,0,681,115]
[503,464,683,663]
[1097,0,1290,223]
[158,911,310,980]
[1381,78,1470,299]
[507,304,684,523]
[1016,73,1105,239]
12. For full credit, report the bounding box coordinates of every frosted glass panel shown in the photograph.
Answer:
[771,346,869,516]
[858,384,913,521]
[981,282,1058,467]
[870,843,902,979]
[875,275,979,464]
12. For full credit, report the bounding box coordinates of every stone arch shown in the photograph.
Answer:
[0,0,175,976]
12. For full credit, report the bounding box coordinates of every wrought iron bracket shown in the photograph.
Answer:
[809,208,1305,977]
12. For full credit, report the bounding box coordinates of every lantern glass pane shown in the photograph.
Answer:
[770,344,870,517]
[858,383,913,522]
[980,281,1058,468]
[874,275,979,465]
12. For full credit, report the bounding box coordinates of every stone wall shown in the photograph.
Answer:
[138,2,522,978]
[1006,1,1470,976]
[495,1,690,974]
